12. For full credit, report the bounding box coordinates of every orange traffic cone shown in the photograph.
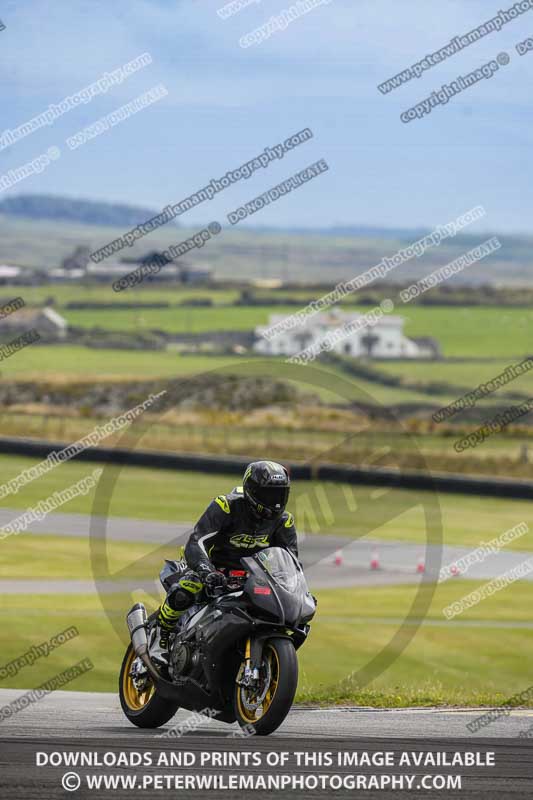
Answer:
[416,555,425,574]
[334,549,343,567]
[370,550,380,570]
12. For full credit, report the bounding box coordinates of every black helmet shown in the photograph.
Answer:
[243,460,290,520]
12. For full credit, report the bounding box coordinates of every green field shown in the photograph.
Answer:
[0,345,250,381]
[0,345,468,409]
[1,582,533,706]
[301,581,533,705]
[63,306,282,334]
[0,341,524,413]
[390,305,533,359]
[0,534,165,580]
[378,358,533,398]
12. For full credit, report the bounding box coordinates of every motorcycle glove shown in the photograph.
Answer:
[197,560,215,579]
[203,570,227,592]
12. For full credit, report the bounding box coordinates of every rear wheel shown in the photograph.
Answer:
[234,637,298,736]
[119,644,179,728]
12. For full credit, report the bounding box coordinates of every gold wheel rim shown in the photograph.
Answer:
[236,643,280,723]
[122,647,154,710]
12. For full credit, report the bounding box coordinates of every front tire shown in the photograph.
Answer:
[119,644,179,728]
[234,637,298,736]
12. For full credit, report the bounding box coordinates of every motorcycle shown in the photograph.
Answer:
[119,546,316,736]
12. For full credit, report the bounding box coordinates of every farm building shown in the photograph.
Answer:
[254,310,440,360]
[0,306,68,341]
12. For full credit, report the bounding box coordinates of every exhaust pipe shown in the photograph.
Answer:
[127,603,148,655]
[126,603,160,681]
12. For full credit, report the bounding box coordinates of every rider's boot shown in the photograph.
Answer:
[149,576,202,665]
[149,600,184,665]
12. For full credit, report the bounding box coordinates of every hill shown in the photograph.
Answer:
[0,194,532,285]
[0,194,174,228]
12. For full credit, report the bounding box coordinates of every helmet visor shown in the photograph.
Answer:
[250,485,289,515]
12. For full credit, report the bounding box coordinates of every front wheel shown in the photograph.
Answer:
[119,644,179,728]
[234,637,298,736]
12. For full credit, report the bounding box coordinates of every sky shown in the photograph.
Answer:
[0,0,531,233]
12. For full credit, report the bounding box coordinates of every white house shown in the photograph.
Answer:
[0,265,22,284]
[254,310,440,360]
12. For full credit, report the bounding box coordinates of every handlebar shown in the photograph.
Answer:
[204,571,248,598]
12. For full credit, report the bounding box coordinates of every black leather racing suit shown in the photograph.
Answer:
[158,486,298,626]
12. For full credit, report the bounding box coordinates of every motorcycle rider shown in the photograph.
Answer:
[149,460,297,664]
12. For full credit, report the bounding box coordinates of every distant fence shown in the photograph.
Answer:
[0,436,532,499]
[0,410,352,455]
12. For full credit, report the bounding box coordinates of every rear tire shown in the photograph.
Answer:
[234,637,298,736]
[119,644,179,728]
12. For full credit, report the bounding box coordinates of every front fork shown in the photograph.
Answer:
[237,636,262,687]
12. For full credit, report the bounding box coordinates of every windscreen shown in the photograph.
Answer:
[254,547,302,594]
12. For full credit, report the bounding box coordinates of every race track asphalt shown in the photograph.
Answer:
[0,691,532,799]
[1,689,532,739]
